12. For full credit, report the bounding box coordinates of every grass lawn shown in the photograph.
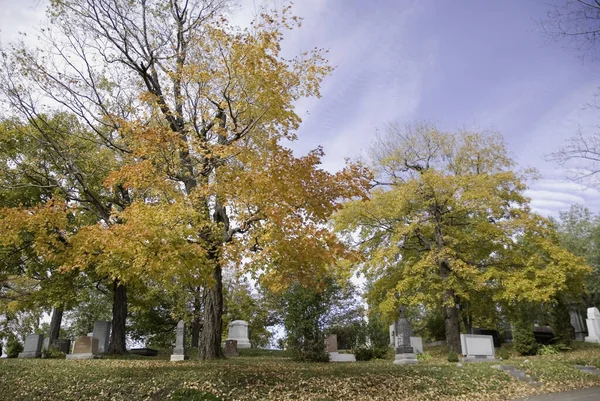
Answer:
[1,344,600,400]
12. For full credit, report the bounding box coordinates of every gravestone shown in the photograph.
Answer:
[171,320,189,361]
[93,321,111,353]
[0,341,7,358]
[130,348,158,356]
[393,306,418,365]
[326,334,338,352]
[473,328,501,348]
[224,339,238,357]
[326,333,356,362]
[570,309,586,341]
[18,334,43,358]
[410,336,423,354]
[55,339,71,354]
[460,334,495,361]
[585,307,600,343]
[533,326,553,345]
[42,337,50,351]
[389,324,395,347]
[503,329,513,343]
[226,320,251,348]
[66,336,99,359]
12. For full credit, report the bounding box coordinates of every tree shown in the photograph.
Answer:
[555,204,600,306]
[0,1,368,358]
[542,1,600,182]
[334,123,590,352]
[542,0,600,61]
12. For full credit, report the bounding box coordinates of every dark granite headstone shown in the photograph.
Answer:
[224,339,238,357]
[129,348,158,356]
[473,328,501,348]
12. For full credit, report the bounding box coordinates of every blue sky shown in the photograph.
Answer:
[2,0,600,217]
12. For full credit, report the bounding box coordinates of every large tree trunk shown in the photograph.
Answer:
[439,257,461,353]
[107,279,128,354]
[443,290,461,353]
[198,261,224,359]
[191,291,202,348]
[48,305,64,347]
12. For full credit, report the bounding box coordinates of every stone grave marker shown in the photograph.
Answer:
[393,307,418,365]
[18,334,43,358]
[585,307,600,343]
[326,334,338,352]
[224,339,238,357]
[460,334,495,361]
[171,320,189,361]
[570,309,586,341]
[473,328,501,348]
[226,320,251,348]
[93,321,111,353]
[326,333,356,362]
[410,336,423,354]
[66,336,99,359]
[55,339,71,354]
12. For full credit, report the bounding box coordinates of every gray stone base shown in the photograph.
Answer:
[66,353,101,360]
[329,352,356,362]
[226,339,251,349]
[393,353,418,365]
[170,354,189,361]
[463,355,495,362]
[18,351,41,359]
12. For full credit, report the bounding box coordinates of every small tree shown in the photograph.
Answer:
[513,321,538,356]
[283,282,331,362]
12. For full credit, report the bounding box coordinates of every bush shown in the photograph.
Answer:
[497,347,510,360]
[417,352,433,362]
[354,347,374,361]
[42,346,66,359]
[447,350,459,362]
[372,346,389,359]
[537,344,560,355]
[514,323,538,356]
[5,337,23,358]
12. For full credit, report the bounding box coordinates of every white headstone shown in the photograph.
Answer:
[585,307,600,343]
[410,336,423,354]
[389,324,395,347]
[171,320,189,361]
[460,334,495,361]
[226,320,251,348]
[92,321,111,353]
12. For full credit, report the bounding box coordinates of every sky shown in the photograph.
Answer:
[1,0,600,218]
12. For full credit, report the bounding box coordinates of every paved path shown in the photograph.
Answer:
[511,387,600,400]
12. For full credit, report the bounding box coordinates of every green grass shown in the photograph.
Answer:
[1,344,600,400]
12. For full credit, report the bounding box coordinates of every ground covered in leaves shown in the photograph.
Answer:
[2,344,600,400]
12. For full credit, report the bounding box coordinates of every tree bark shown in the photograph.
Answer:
[48,305,64,347]
[198,261,224,359]
[107,279,128,354]
[443,289,461,353]
[191,292,202,348]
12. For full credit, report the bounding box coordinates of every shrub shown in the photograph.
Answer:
[447,350,459,362]
[372,346,389,359]
[417,352,433,362]
[514,323,538,356]
[5,337,23,358]
[354,347,374,361]
[42,346,66,359]
[497,347,510,360]
[537,344,560,355]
